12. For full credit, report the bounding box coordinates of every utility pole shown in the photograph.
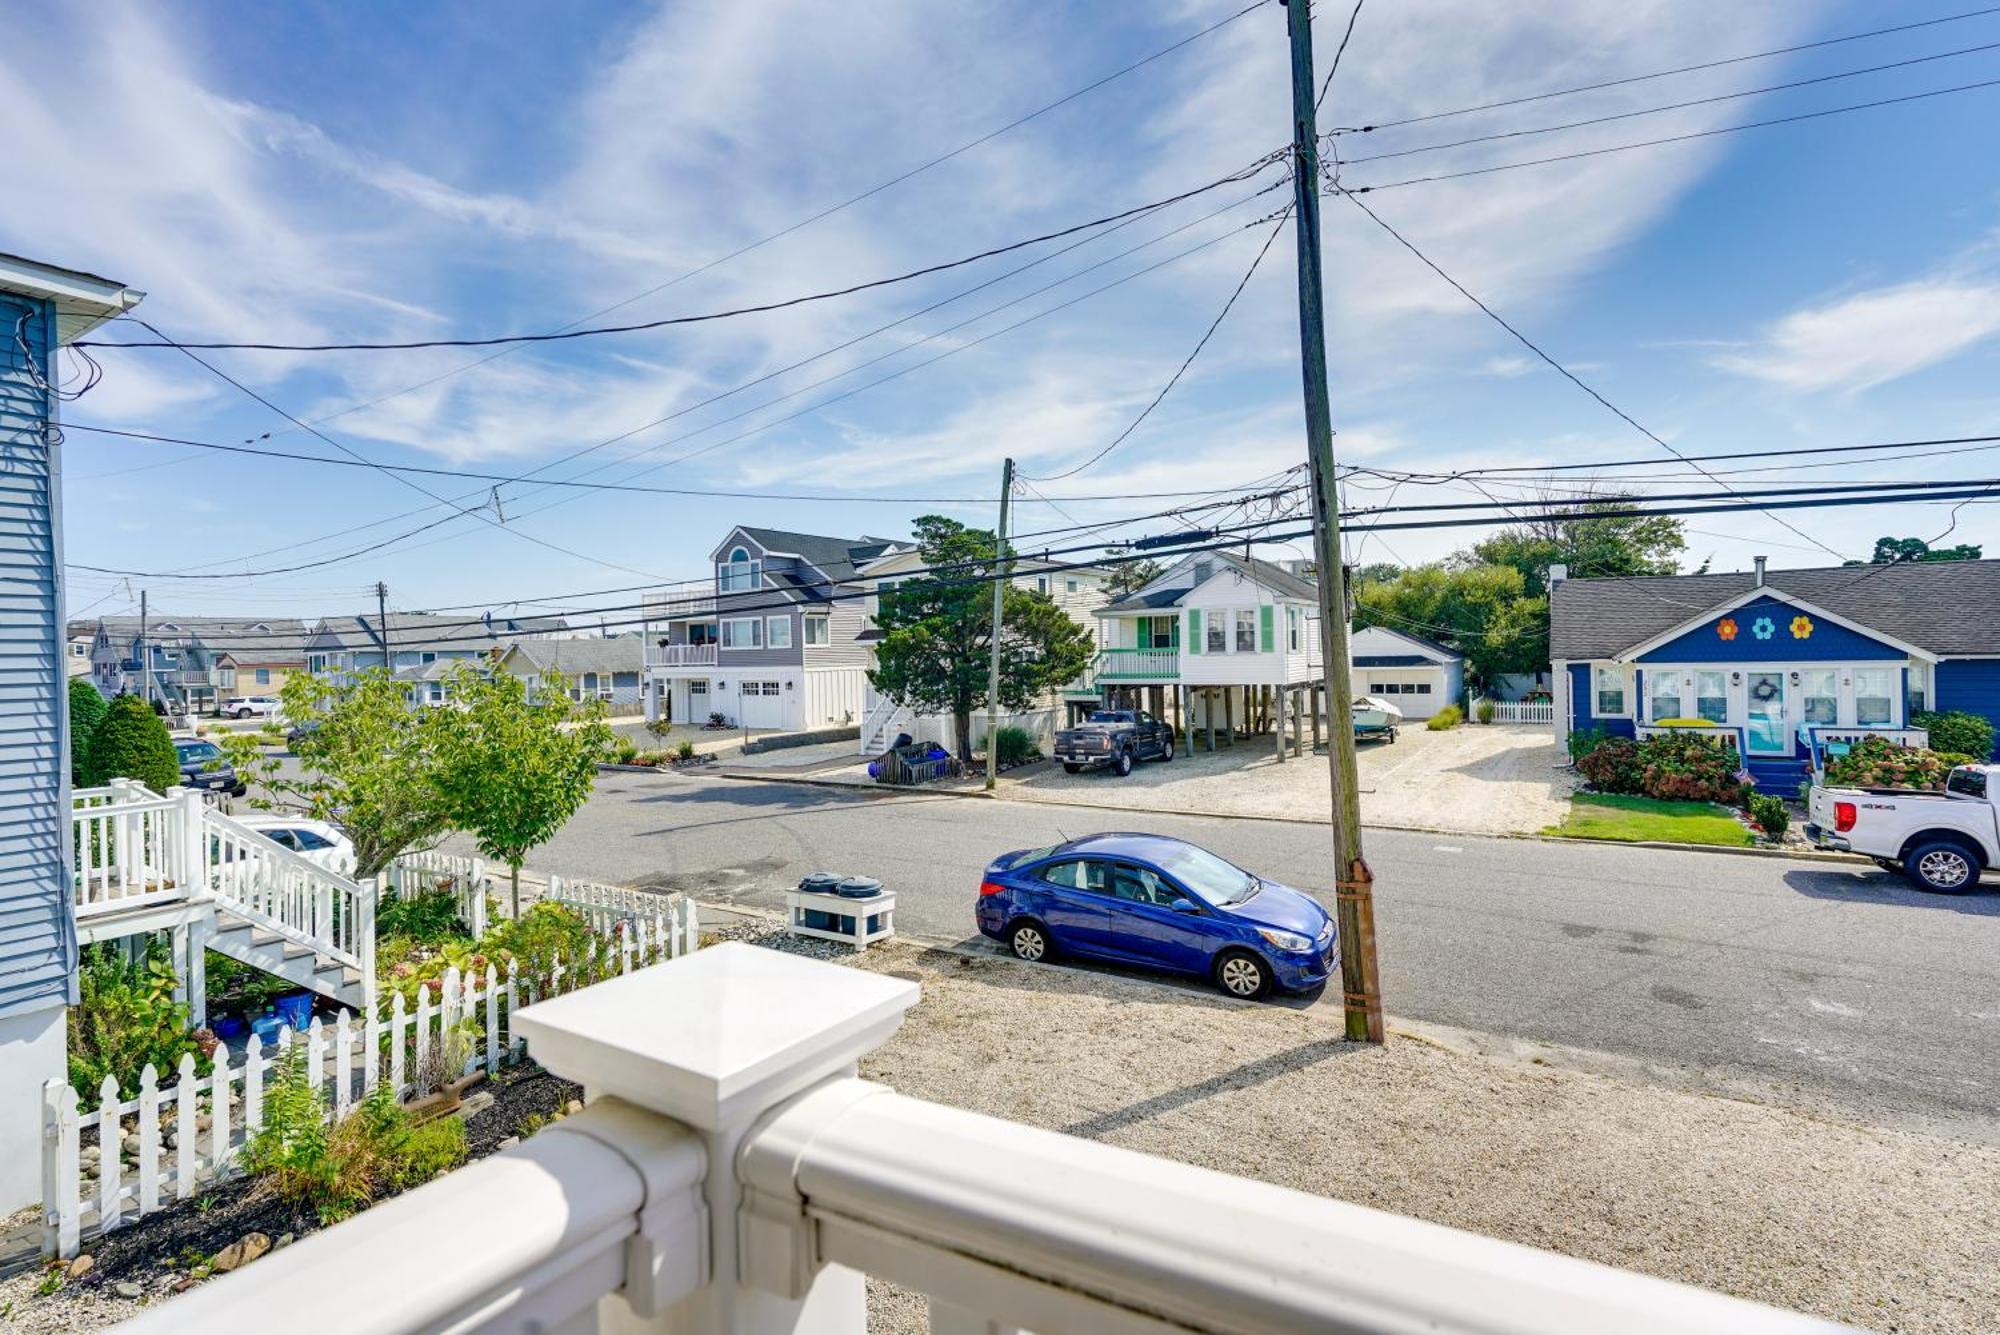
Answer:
[138,587,151,708]
[985,457,1015,790]
[374,581,392,669]
[1283,0,1383,1043]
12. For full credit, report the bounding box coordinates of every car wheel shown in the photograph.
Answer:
[1114,751,1133,777]
[1160,737,1174,762]
[1214,949,1269,1000]
[1063,763,1082,775]
[1904,839,1981,894]
[1008,920,1051,963]
[235,708,252,719]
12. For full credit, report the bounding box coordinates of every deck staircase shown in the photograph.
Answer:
[859,695,913,754]
[73,783,375,1018]
[1743,755,1812,796]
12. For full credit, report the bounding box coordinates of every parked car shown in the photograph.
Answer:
[286,720,322,750]
[1807,763,1998,893]
[975,832,1335,999]
[1053,709,1175,776]
[232,815,356,874]
[220,695,282,720]
[173,738,247,797]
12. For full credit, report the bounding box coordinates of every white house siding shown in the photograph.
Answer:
[1179,568,1313,688]
[804,667,866,728]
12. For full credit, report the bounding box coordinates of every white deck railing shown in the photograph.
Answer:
[124,945,1856,1335]
[645,643,719,668]
[72,779,194,917]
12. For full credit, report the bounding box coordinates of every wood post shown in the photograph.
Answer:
[1223,687,1234,745]
[1275,683,1287,763]
[1205,689,1216,753]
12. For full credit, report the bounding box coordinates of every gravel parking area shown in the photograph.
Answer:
[814,936,1995,1335]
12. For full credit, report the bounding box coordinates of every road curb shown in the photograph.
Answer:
[684,767,1873,865]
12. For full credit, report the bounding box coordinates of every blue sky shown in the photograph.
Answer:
[6,0,1999,627]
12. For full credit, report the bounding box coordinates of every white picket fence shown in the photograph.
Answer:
[547,873,699,951]
[383,849,491,938]
[43,897,702,1258]
[1479,698,1554,725]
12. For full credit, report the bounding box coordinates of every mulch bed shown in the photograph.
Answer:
[66,1064,583,1291]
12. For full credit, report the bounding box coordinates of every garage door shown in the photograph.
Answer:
[738,679,785,729]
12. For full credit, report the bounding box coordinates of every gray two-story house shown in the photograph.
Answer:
[642,526,905,731]
[304,611,569,703]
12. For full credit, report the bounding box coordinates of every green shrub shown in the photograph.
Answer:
[645,716,675,741]
[1426,704,1463,731]
[1575,735,1643,793]
[68,678,108,786]
[1911,710,1994,761]
[1634,732,1748,806]
[1824,735,1972,791]
[675,739,697,761]
[991,726,1039,765]
[86,693,180,792]
[377,890,471,944]
[1567,726,1610,764]
[612,736,639,764]
[69,941,205,1104]
[1748,793,1790,839]
[1475,698,1496,725]
[384,1114,467,1190]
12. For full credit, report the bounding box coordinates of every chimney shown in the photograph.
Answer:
[1753,555,1767,587]
[1547,563,1568,586]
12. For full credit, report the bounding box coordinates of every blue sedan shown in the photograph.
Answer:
[975,832,1337,999]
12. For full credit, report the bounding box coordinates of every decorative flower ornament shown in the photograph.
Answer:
[1790,615,1814,640]
[1752,616,1776,641]
[1716,617,1739,641]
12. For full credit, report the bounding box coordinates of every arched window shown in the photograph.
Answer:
[721,546,760,593]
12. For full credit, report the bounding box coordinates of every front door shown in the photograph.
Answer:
[1745,672,1788,755]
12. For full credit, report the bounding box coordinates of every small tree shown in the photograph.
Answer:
[86,693,179,792]
[68,677,109,786]
[430,666,615,918]
[872,516,1096,760]
[1101,556,1165,603]
[221,669,454,880]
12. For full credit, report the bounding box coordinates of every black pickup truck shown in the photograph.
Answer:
[1053,709,1175,776]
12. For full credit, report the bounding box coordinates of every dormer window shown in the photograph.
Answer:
[720,546,761,593]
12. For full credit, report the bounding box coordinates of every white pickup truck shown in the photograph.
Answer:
[1807,764,1998,893]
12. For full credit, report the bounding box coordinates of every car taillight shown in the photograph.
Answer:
[979,880,1008,897]
[1834,801,1857,833]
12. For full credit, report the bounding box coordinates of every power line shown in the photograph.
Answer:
[1020,206,1291,481]
[1336,193,1852,562]
[1340,37,2000,165]
[1331,5,2000,134]
[1347,432,2000,480]
[82,156,1285,353]
[1339,75,2000,192]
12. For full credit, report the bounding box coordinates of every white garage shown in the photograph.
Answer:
[1350,625,1465,721]
[734,678,787,730]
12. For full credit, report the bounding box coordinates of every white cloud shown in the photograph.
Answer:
[1478,355,1533,378]
[1712,279,2000,392]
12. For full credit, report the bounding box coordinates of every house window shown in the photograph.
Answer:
[803,617,829,646]
[1594,665,1627,716]
[1801,669,1838,726]
[1287,607,1302,653]
[1854,668,1895,726]
[1234,610,1256,653]
[721,618,761,649]
[1906,669,1928,717]
[1065,578,1079,594]
[218,667,237,689]
[1650,674,1682,722]
[1415,683,1432,695]
[255,668,271,685]
[1696,670,1728,724]
[1036,576,1048,594]
[766,616,792,650]
[1205,614,1226,654]
[720,546,761,593]
[69,641,85,658]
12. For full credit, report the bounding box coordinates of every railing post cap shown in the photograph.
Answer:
[513,942,918,1131]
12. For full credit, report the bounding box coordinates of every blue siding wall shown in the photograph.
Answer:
[1566,662,1635,739]
[1635,595,1905,663]
[1933,659,2000,759]
[0,293,74,1017]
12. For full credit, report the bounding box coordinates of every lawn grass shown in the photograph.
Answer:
[1544,792,1755,847]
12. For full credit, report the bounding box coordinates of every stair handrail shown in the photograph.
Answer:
[202,803,373,972]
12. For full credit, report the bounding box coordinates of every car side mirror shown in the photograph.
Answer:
[1171,898,1200,915]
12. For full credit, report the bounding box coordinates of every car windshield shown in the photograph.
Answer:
[175,741,222,764]
[1152,842,1258,906]
[1087,711,1134,723]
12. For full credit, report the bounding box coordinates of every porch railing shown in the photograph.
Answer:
[1636,723,1750,758]
[125,945,1856,1335]
[645,643,718,668]
[1800,724,1929,771]
[1095,646,1179,680]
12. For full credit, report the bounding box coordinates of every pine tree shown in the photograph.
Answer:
[85,693,180,792]
[68,677,108,786]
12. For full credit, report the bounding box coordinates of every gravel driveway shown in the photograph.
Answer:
[830,937,1995,1335]
[812,722,1576,835]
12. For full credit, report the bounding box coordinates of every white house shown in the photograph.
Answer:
[1349,625,1465,721]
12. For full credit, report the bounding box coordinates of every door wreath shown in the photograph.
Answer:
[1750,677,1781,702]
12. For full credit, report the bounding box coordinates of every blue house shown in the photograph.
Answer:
[0,253,143,1212]
[1550,555,2000,792]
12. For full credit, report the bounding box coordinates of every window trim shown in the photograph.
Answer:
[721,617,762,650]
[802,616,830,646]
[1593,664,1630,718]
[1233,609,1257,654]
[765,615,793,650]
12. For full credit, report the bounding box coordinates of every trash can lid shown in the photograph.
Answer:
[834,875,884,898]
[798,872,844,893]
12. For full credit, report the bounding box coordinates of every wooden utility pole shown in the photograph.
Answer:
[1283,0,1383,1043]
[375,580,392,668]
[985,457,1015,789]
[138,587,151,708]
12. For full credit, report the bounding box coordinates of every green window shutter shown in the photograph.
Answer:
[1188,609,1202,653]
[1259,605,1275,652]
[1170,615,1181,648]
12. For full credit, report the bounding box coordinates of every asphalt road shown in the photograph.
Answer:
[481,769,2000,1140]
